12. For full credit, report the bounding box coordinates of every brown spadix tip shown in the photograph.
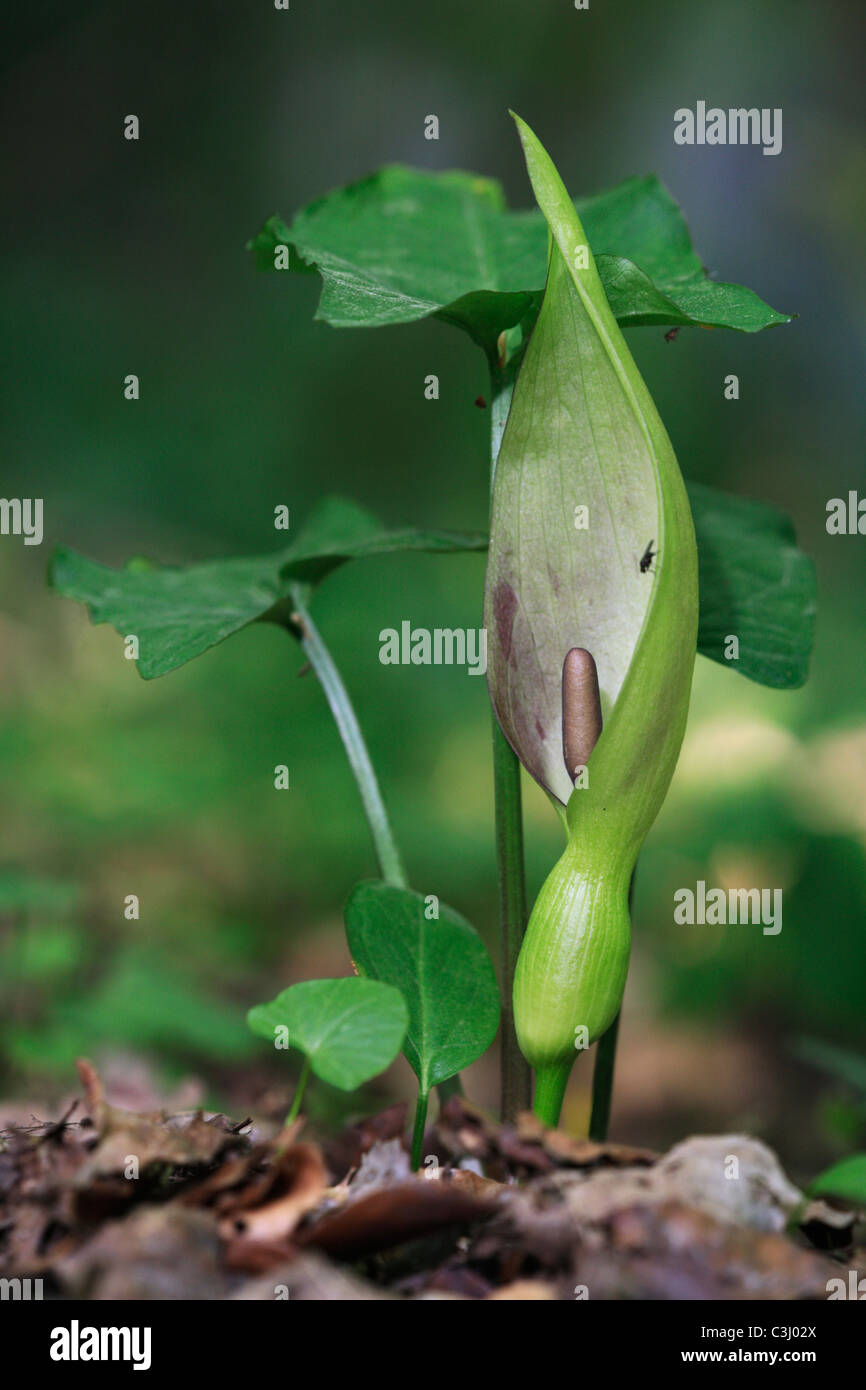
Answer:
[562,647,602,784]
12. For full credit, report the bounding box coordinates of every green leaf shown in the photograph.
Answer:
[247,976,408,1091]
[689,482,816,688]
[344,881,500,1095]
[808,1154,866,1206]
[49,479,813,693]
[249,163,789,353]
[49,495,486,679]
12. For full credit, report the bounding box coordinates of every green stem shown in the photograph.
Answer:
[281,590,463,1110]
[285,1056,312,1125]
[410,1089,429,1170]
[588,867,636,1140]
[533,1061,572,1127]
[493,721,530,1120]
[489,351,531,1122]
[588,1010,620,1141]
[283,584,408,889]
[436,1075,462,1103]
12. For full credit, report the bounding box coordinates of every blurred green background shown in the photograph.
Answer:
[2,0,865,1180]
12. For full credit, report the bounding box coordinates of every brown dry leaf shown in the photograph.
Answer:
[177,1145,272,1209]
[5,1066,845,1302]
[222,1234,297,1274]
[74,1059,247,1184]
[2,1195,64,1271]
[216,1142,327,1244]
[432,1096,555,1180]
[300,1179,494,1261]
[431,1097,507,1166]
[496,1129,557,1174]
[323,1103,408,1180]
[75,1112,237,1184]
[179,1122,304,1212]
[431,1097,656,1181]
[517,1112,658,1169]
[0,1118,95,1269]
[446,1168,508,1201]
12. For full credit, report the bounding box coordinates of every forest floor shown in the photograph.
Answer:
[0,1059,862,1301]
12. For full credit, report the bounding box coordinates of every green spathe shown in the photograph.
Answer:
[497,117,699,1118]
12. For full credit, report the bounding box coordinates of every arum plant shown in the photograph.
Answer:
[486,116,699,1125]
[51,498,498,1150]
[51,112,815,1147]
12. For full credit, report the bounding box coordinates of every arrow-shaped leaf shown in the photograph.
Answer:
[249,164,789,353]
[49,481,814,693]
[49,495,486,680]
[344,880,500,1095]
[689,481,815,689]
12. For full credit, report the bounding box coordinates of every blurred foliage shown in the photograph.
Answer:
[1,1,865,1164]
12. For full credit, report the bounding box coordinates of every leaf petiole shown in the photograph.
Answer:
[286,1055,312,1125]
[282,583,408,889]
[410,1089,429,1171]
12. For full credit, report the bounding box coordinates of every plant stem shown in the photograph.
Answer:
[489,351,531,1121]
[281,590,464,1110]
[533,1062,572,1127]
[436,1075,461,1102]
[493,721,530,1120]
[283,584,408,889]
[285,1056,312,1125]
[588,1010,620,1141]
[410,1089,429,1170]
[588,867,636,1140]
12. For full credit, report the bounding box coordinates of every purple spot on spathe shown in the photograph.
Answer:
[493,580,519,662]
